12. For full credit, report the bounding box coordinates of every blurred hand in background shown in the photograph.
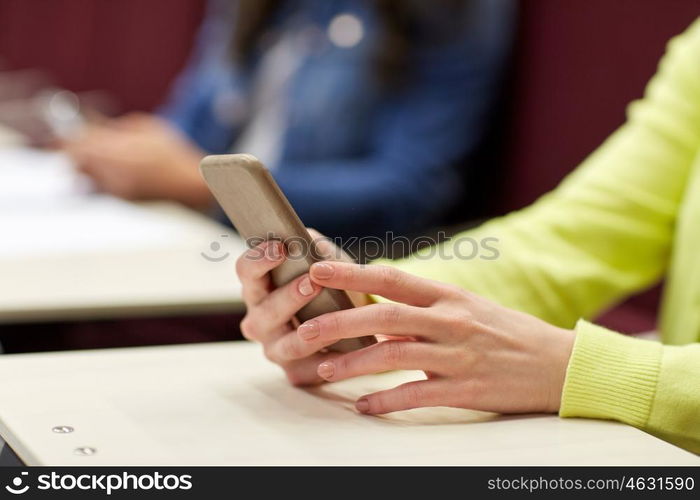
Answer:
[62,113,213,210]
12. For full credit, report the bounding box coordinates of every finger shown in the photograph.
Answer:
[81,108,110,125]
[236,241,285,305]
[65,133,121,167]
[243,274,322,343]
[265,313,340,362]
[73,124,118,146]
[72,152,114,186]
[297,303,441,344]
[317,340,443,382]
[356,379,450,415]
[309,262,445,306]
[282,351,343,387]
[111,112,154,130]
[306,230,370,305]
[313,238,338,261]
[63,138,96,164]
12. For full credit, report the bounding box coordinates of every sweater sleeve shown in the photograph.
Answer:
[384,18,700,327]
[562,321,700,454]
[381,19,700,452]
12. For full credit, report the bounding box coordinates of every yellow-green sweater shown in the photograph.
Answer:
[385,18,700,453]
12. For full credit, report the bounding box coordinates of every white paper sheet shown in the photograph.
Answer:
[0,148,199,258]
[0,196,199,258]
[0,148,92,204]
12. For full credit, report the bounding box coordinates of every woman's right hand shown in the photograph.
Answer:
[63,113,213,210]
[236,236,352,386]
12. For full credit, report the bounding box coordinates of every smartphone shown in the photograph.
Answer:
[200,154,375,353]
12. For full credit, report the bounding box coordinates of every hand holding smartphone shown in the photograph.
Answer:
[200,154,375,353]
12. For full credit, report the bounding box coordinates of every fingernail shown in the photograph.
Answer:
[298,321,319,340]
[356,398,370,414]
[317,361,335,379]
[298,276,314,296]
[266,242,282,261]
[311,262,334,279]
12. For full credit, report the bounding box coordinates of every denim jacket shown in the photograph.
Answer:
[161,0,516,238]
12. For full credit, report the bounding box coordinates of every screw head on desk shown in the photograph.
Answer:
[52,425,74,434]
[74,446,97,456]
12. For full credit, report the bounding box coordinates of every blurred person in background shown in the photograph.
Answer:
[63,0,515,239]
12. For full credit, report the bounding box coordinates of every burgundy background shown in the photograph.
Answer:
[501,0,700,212]
[0,0,206,111]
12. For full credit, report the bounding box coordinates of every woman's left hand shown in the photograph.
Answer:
[298,261,575,415]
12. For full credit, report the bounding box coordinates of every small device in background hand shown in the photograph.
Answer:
[0,80,116,147]
[200,154,376,353]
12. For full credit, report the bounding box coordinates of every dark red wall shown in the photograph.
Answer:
[0,0,206,111]
[501,0,700,211]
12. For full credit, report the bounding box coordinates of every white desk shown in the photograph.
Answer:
[0,341,695,466]
[0,124,24,148]
[0,148,246,322]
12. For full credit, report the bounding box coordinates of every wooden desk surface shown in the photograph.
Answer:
[0,341,695,466]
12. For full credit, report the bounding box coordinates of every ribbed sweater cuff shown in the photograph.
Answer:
[560,320,662,427]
